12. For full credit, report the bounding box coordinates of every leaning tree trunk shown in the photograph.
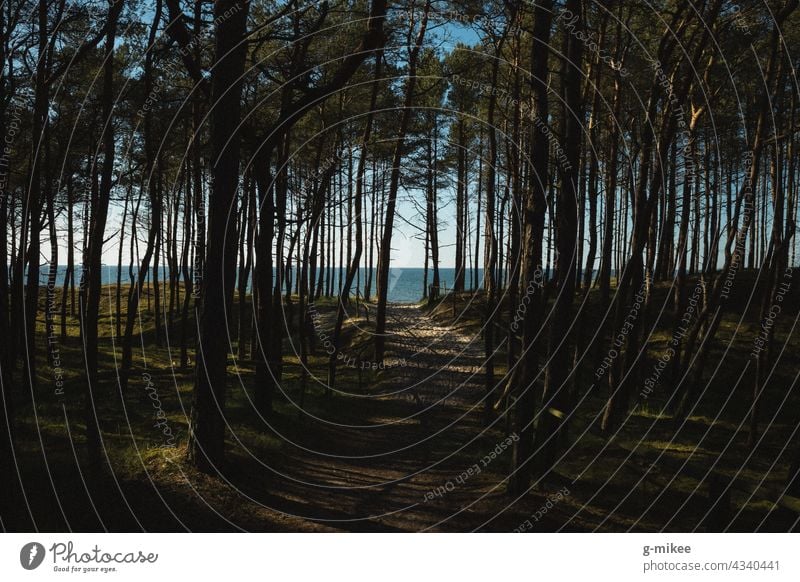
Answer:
[673,0,794,422]
[118,0,163,393]
[328,48,383,391]
[374,1,429,363]
[252,0,387,411]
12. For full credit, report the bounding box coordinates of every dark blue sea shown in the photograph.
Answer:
[32,265,489,303]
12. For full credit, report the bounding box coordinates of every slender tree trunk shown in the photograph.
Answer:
[533,0,582,475]
[0,2,16,528]
[509,0,553,494]
[673,0,795,421]
[115,178,130,341]
[454,119,466,292]
[60,178,74,338]
[152,167,163,345]
[180,158,194,369]
[375,2,429,362]
[80,0,124,466]
[237,174,254,361]
[474,128,483,292]
[22,0,51,393]
[482,46,502,424]
[119,0,163,392]
[426,114,440,302]
[328,49,383,391]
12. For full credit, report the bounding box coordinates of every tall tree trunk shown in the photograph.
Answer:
[482,27,507,423]
[180,158,194,369]
[749,60,793,444]
[0,0,14,528]
[509,0,553,494]
[474,127,483,291]
[153,167,163,345]
[187,0,250,473]
[375,1,429,362]
[673,0,795,421]
[601,0,720,431]
[115,177,131,341]
[79,0,124,466]
[454,119,466,292]
[60,178,74,338]
[22,0,51,393]
[119,0,163,392]
[254,145,277,415]
[533,0,582,475]
[426,113,440,302]
[328,48,383,391]
[237,174,254,360]
[583,12,607,290]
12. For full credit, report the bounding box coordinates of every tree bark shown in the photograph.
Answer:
[79,0,124,466]
[187,0,250,473]
[509,0,553,494]
[533,0,582,476]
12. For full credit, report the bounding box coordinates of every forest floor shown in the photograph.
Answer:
[126,302,572,532]
[7,273,800,531]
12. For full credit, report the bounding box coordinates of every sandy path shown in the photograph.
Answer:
[251,303,526,531]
